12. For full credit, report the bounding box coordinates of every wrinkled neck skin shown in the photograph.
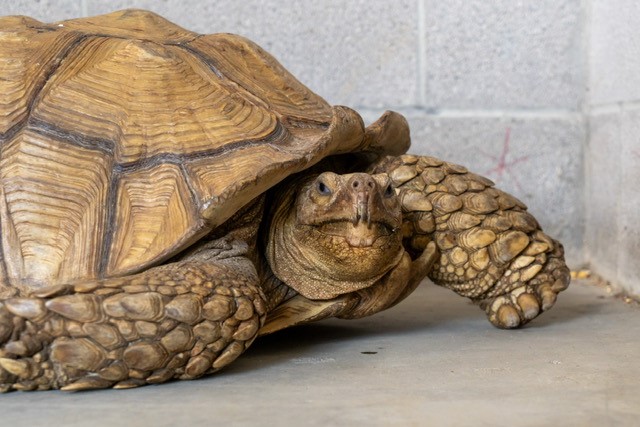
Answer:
[265,171,404,300]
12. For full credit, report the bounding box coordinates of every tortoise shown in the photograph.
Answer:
[0,10,570,391]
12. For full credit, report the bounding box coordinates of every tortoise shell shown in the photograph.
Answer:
[0,10,409,287]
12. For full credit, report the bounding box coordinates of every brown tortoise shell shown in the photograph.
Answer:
[0,9,409,287]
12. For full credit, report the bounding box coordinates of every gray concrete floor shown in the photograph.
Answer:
[0,278,638,426]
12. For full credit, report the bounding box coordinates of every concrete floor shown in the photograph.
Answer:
[0,278,638,426]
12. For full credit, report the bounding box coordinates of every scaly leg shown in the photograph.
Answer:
[370,154,571,328]
[0,238,266,391]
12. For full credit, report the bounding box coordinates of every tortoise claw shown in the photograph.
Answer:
[61,377,114,392]
[113,379,146,389]
[12,380,38,391]
[495,302,520,329]
[517,292,541,320]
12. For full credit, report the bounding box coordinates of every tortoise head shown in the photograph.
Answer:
[266,172,404,300]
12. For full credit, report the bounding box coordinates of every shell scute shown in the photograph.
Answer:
[0,10,409,285]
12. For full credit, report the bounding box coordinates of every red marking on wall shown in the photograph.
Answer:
[480,127,529,191]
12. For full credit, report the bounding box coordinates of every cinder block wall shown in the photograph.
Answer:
[587,0,640,295]
[1,1,638,293]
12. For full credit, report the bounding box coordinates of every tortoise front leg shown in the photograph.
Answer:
[0,240,266,391]
[370,154,571,329]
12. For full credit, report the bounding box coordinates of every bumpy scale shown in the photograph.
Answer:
[0,241,266,391]
[372,155,571,328]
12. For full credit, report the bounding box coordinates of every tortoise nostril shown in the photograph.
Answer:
[349,175,376,192]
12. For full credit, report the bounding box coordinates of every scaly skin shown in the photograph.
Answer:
[371,154,571,328]
[0,243,266,391]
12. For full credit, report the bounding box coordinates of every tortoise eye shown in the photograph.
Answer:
[317,181,332,196]
[383,184,395,198]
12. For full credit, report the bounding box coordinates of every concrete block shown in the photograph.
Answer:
[403,112,585,266]
[585,112,621,281]
[1,0,83,21]
[589,0,640,106]
[618,109,640,295]
[422,0,583,110]
[86,0,419,109]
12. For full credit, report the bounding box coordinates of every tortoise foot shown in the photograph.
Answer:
[484,286,543,329]
[483,241,570,329]
[481,265,570,329]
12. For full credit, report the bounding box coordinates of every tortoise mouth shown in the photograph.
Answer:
[316,220,397,248]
